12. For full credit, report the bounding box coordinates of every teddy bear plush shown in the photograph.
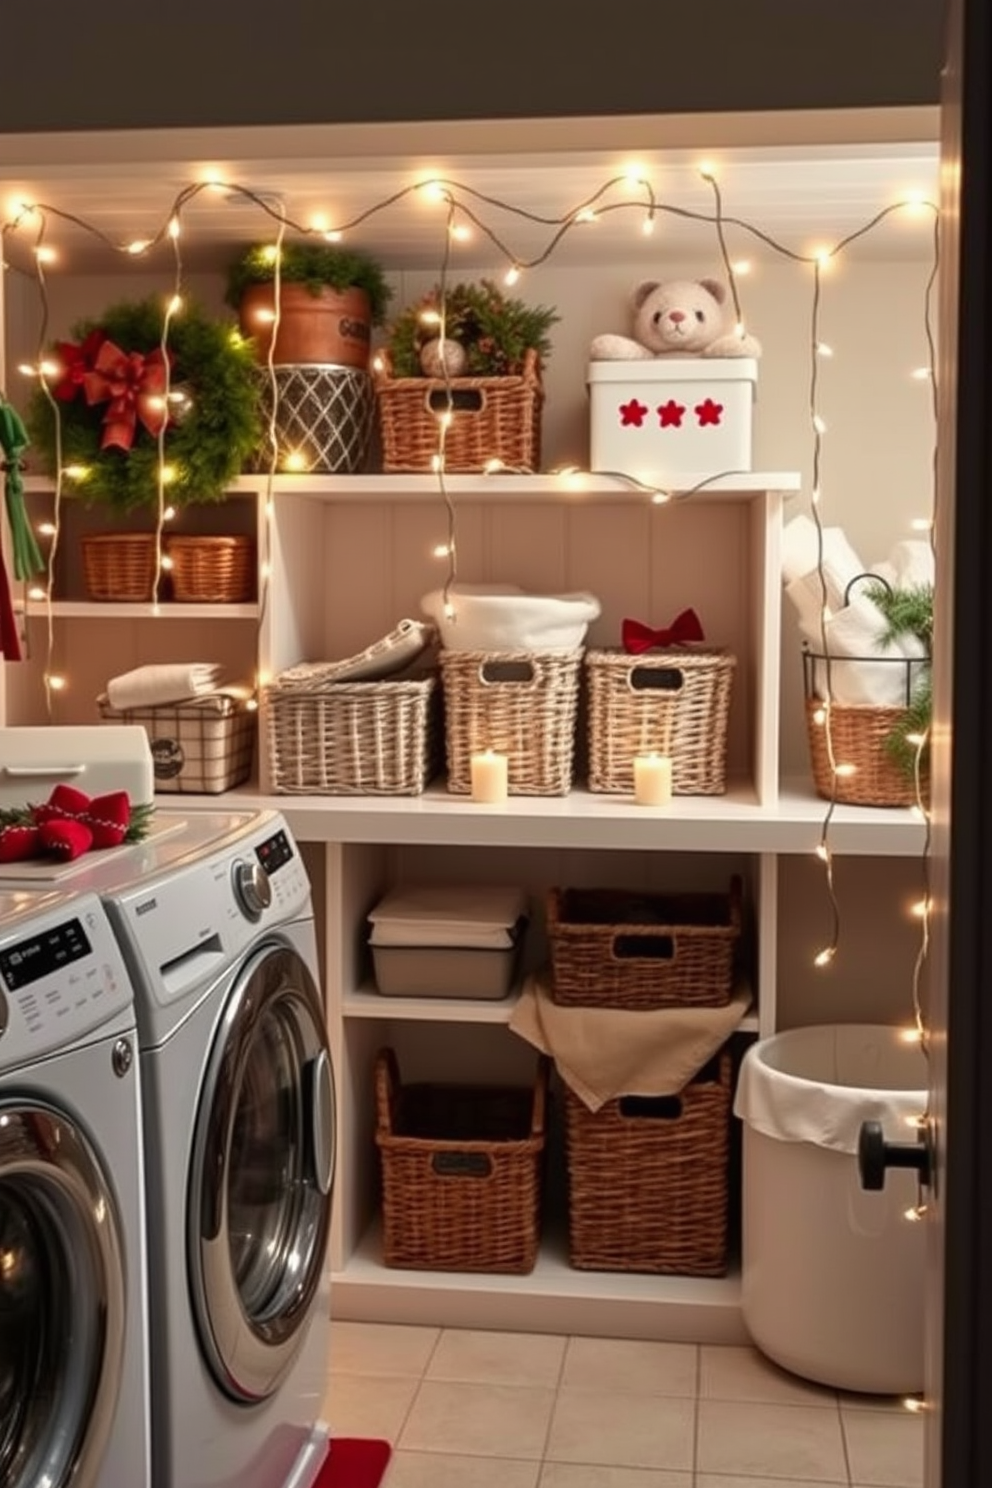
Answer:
[590,277,762,361]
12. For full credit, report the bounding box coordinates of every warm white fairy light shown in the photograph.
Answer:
[432,543,451,558]
[816,342,834,358]
[61,463,90,481]
[167,216,181,239]
[504,265,521,286]
[324,230,343,244]
[163,505,176,521]
[651,491,671,506]
[283,450,307,472]
[732,259,752,275]
[45,673,66,691]
[574,208,598,223]
[903,1395,926,1412]
[34,245,57,264]
[912,366,932,380]
[168,294,183,316]
[27,586,46,601]
[126,238,150,255]
[261,243,279,264]
[449,223,471,241]
[160,554,174,571]
[36,521,56,538]
[813,414,828,435]
[420,309,442,326]
[814,947,836,969]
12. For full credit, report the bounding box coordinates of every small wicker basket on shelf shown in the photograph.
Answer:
[375,1047,549,1274]
[82,534,158,602]
[374,347,544,474]
[803,648,928,808]
[166,535,255,604]
[546,877,743,1010]
[586,648,737,796]
[565,1048,732,1276]
[440,649,582,797]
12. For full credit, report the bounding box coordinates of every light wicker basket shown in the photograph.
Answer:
[803,649,927,808]
[98,692,255,794]
[546,877,743,1010]
[586,648,737,796]
[82,534,158,602]
[166,535,256,604]
[440,649,582,797]
[375,1047,548,1274]
[374,347,543,474]
[265,666,441,796]
[565,1048,732,1275]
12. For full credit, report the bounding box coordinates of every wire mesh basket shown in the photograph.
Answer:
[258,364,376,474]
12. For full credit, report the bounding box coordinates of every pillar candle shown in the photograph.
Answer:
[633,752,673,807]
[470,749,509,803]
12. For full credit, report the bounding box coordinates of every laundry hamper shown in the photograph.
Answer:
[566,1048,733,1275]
[375,1048,549,1273]
[98,692,256,794]
[736,1024,927,1392]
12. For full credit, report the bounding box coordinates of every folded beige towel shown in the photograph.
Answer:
[509,971,752,1111]
[106,663,224,712]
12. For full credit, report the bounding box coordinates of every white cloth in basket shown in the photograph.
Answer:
[106,663,223,711]
[421,584,601,652]
[274,620,436,688]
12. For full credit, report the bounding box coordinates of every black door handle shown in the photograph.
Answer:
[858,1119,932,1191]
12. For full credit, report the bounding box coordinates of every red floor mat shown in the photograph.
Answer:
[313,1438,392,1488]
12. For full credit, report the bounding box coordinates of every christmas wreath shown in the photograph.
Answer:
[26,296,261,513]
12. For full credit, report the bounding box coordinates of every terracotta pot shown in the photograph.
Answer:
[239,283,372,369]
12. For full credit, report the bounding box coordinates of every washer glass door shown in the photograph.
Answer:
[190,941,335,1403]
[0,1101,126,1488]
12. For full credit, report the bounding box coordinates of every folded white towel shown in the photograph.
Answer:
[106,663,224,711]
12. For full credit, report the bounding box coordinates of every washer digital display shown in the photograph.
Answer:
[0,918,93,992]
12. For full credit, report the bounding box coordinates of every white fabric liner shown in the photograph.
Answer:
[734,1023,927,1155]
[106,662,223,710]
[368,884,528,949]
[421,583,601,653]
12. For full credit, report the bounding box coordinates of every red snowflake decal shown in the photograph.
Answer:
[657,399,686,428]
[695,398,724,427]
[618,398,649,427]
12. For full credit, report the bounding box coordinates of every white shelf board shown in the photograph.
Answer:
[342,983,760,1032]
[182,779,925,856]
[239,471,803,502]
[331,1220,747,1343]
[18,600,260,621]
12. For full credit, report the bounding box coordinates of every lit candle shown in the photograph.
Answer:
[633,753,673,807]
[470,749,509,804]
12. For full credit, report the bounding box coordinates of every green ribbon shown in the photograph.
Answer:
[0,397,44,581]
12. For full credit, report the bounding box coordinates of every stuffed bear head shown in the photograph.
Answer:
[632,277,731,355]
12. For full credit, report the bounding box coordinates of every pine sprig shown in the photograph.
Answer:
[388,279,559,378]
[865,580,933,778]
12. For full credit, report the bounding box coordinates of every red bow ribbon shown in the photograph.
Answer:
[622,609,705,655]
[52,328,107,402]
[83,339,172,451]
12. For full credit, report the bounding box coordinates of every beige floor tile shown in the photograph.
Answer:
[842,1406,925,1487]
[561,1337,698,1397]
[698,1478,847,1488]
[329,1321,440,1377]
[323,1372,419,1444]
[384,1450,540,1488]
[539,1465,692,1488]
[700,1344,839,1407]
[399,1380,555,1460]
[545,1387,695,1472]
[696,1400,848,1482]
[427,1328,566,1386]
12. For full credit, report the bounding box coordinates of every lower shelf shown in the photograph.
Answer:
[330,1221,747,1345]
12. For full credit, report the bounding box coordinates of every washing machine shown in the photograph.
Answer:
[18,810,337,1488]
[0,886,151,1488]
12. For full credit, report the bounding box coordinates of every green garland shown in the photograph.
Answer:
[26,297,262,513]
[866,580,933,777]
[387,279,559,378]
[225,241,392,325]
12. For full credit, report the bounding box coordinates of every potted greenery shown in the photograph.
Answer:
[26,294,261,601]
[376,279,560,474]
[226,241,392,369]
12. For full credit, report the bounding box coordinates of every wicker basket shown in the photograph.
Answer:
[586,648,737,795]
[804,698,924,808]
[374,347,543,474]
[565,1048,732,1275]
[375,1047,548,1273]
[98,692,255,794]
[82,534,158,601]
[166,535,256,603]
[547,877,743,1010]
[265,666,440,795]
[440,649,582,797]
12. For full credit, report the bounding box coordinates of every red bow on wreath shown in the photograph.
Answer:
[622,609,705,655]
[52,328,108,402]
[0,784,152,864]
[82,340,173,452]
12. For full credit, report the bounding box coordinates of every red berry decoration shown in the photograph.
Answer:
[0,825,42,863]
[83,791,131,849]
[38,820,94,861]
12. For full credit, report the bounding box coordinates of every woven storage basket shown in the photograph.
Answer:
[375,1047,548,1273]
[166,535,255,603]
[82,533,157,601]
[547,876,742,1010]
[440,649,582,797]
[804,698,924,807]
[586,648,737,795]
[98,692,255,794]
[565,1048,732,1275]
[266,666,440,795]
[374,347,543,473]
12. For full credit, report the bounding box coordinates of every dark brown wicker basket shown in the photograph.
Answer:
[375,1048,548,1273]
[166,535,255,603]
[566,1049,732,1275]
[547,877,742,1010]
[374,347,543,473]
[82,533,158,601]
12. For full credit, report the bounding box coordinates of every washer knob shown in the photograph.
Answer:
[233,859,272,920]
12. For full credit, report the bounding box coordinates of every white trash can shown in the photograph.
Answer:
[734,1024,927,1394]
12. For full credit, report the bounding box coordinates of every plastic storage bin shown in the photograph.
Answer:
[735,1024,927,1393]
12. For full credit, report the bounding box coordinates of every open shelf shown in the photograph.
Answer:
[342,984,760,1031]
[331,1219,747,1344]
[18,600,261,621]
[238,471,804,502]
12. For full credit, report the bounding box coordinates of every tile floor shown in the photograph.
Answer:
[326,1323,924,1488]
